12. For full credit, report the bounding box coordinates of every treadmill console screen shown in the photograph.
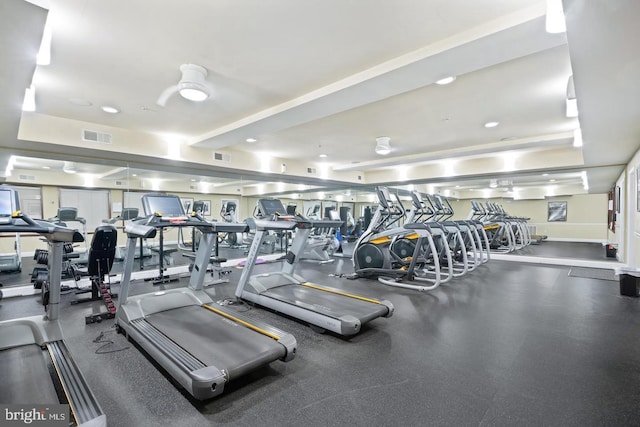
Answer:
[121,207,139,220]
[192,200,205,213]
[0,188,19,216]
[377,187,393,208]
[328,210,340,221]
[142,194,185,217]
[258,199,286,217]
[410,191,422,206]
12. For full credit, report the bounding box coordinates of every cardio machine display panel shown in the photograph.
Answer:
[0,188,20,216]
[142,194,185,217]
[258,199,287,217]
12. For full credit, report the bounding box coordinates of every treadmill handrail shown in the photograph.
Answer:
[253,219,297,231]
[124,222,157,239]
[0,215,84,243]
[308,219,343,229]
[210,222,249,233]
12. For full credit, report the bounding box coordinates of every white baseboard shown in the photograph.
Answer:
[491,253,622,269]
[545,238,607,244]
[0,252,282,299]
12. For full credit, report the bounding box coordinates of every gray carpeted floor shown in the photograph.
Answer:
[2,242,640,426]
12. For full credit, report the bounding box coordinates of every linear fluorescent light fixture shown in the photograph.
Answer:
[62,161,77,174]
[566,75,578,117]
[22,85,36,112]
[546,0,566,33]
[37,14,53,65]
[573,128,583,147]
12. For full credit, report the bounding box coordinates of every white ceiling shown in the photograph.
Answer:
[1,0,639,198]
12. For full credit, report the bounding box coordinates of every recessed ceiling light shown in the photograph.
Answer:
[550,179,556,182]
[246,138,257,143]
[101,106,119,114]
[435,76,456,85]
[319,154,327,158]
[42,166,50,169]
[131,174,137,177]
[542,173,549,176]
[484,121,499,128]
[190,179,197,182]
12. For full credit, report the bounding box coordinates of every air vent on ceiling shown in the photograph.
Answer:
[83,129,112,144]
[189,184,198,191]
[358,175,362,181]
[213,152,231,162]
[18,174,36,181]
[307,167,317,175]
[114,180,128,187]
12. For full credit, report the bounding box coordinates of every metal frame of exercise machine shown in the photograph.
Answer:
[235,198,393,336]
[0,188,106,426]
[352,187,445,291]
[116,193,296,400]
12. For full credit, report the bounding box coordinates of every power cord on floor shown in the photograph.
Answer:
[93,326,130,354]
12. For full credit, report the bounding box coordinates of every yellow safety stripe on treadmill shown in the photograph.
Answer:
[484,224,500,230]
[301,282,381,304]
[45,343,79,426]
[404,233,420,240]
[370,236,391,244]
[203,304,281,341]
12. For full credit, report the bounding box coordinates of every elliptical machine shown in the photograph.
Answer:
[218,201,240,248]
[351,187,444,291]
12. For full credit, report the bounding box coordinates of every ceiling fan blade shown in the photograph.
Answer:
[156,85,179,106]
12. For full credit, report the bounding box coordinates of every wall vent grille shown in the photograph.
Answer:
[213,152,231,162]
[82,129,112,144]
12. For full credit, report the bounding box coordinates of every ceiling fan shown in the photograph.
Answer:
[156,64,212,106]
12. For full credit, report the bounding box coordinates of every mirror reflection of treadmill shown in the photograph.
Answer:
[116,193,296,400]
[235,198,394,336]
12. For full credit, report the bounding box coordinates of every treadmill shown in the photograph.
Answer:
[116,193,296,400]
[0,188,106,427]
[235,198,394,336]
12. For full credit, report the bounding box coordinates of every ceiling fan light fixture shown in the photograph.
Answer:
[157,63,211,106]
[375,136,391,155]
[178,64,210,101]
[179,85,209,102]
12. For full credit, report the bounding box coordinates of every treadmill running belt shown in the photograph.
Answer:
[145,305,286,380]
[262,284,389,323]
[0,344,59,404]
